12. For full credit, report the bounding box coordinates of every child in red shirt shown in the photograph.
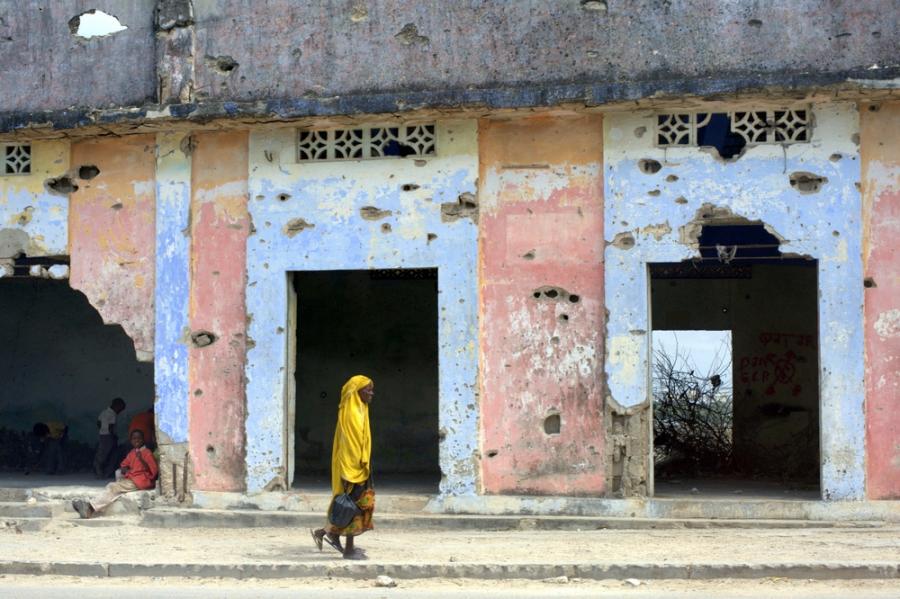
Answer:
[73,429,158,519]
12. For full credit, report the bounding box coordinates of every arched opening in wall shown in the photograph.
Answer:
[289,269,440,493]
[0,266,154,490]
[649,224,820,499]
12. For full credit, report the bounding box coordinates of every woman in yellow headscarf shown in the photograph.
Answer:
[311,375,375,559]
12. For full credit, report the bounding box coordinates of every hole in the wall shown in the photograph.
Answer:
[360,206,392,221]
[206,55,239,75]
[277,193,291,202]
[532,286,575,302]
[78,165,100,180]
[486,449,499,458]
[190,330,218,348]
[789,172,828,194]
[44,176,78,195]
[697,113,747,160]
[580,0,608,12]
[194,389,203,396]
[284,218,315,237]
[666,174,679,183]
[829,153,843,162]
[864,277,877,288]
[648,189,661,197]
[675,196,688,205]
[569,294,580,304]
[748,18,763,27]
[559,314,569,322]
[522,250,536,260]
[543,414,561,435]
[401,183,420,192]
[550,336,560,345]
[634,126,647,138]
[426,233,437,243]
[206,445,215,456]
[381,223,392,233]
[69,10,128,38]
[638,159,662,174]
[868,104,881,112]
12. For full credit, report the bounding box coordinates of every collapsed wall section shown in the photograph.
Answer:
[69,135,157,362]
[478,115,605,496]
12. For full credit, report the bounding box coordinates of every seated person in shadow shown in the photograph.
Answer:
[73,429,158,519]
[26,421,67,475]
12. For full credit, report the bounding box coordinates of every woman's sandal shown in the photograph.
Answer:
[322,534,344,554]
[310,529,323,551]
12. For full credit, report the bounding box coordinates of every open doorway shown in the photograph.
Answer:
[650,224,820,499]
[0,273,153,487]
[290,269,440,493]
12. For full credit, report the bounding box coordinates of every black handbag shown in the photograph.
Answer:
[328,491,362,528]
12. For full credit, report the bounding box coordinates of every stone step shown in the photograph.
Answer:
[0,488,30,502]
[141,507,886,531]
[0,501,60,518]
[192,490,431,514]
[0,517,52,532]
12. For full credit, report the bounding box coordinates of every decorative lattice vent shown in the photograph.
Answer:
[297,124,436,162]
[4,144,31,175]
[656,109,810,147]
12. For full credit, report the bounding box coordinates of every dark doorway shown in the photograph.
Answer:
[0,277,153,479]
[650,225,820,498]
[291,269,440,489]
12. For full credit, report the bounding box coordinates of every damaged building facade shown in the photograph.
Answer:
[1,1,899,506]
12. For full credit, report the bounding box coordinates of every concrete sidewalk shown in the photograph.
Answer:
[2,518,899,582]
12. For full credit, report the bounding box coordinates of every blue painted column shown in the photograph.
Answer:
[154,132,192,444]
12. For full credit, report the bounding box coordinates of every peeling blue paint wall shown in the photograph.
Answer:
[603,103,865,500]
[153,133,191,443]
[244,121,479,495]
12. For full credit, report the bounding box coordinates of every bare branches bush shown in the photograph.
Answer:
[653,336,733,476]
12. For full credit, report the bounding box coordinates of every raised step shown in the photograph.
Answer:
[0,517,53,532]
[0,501,59,518]
[141,507,885,530]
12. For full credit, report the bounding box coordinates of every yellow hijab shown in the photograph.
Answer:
[331,375,373,496]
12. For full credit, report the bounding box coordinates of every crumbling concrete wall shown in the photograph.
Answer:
[190,1,898,109]
[861,101,900,499]
[187,130,249,492]
[243,121,479,495]
[0,141,69,259]
[0,1,156,113]
[604,103,864,499]
[478,115,605,496]
[2,1,898,132]
[69,135,157,362]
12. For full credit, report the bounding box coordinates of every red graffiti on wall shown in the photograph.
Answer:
[739,350,802,397]
[758,331,814,347]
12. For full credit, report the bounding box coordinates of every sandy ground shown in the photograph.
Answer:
[3,520,900,566]
[3,575,900,599]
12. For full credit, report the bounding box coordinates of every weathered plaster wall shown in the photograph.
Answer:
[154,132,192,445]
[244,121,479,495]
[190,0,898,108]
[69,135,157,362]
[0,141,69,258]
[3,1,898,133]
[188,130,249,492]
[861,101,900,499]
[0,0,157,113]
[479,116,605,496]
[604,103,865,499]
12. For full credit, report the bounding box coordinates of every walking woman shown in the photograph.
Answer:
[312,375,375,560]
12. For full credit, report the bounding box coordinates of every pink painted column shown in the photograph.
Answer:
[69,136,157,361]
[188,131,249,491]
[479,115,605,495]
[862,102,900,499]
